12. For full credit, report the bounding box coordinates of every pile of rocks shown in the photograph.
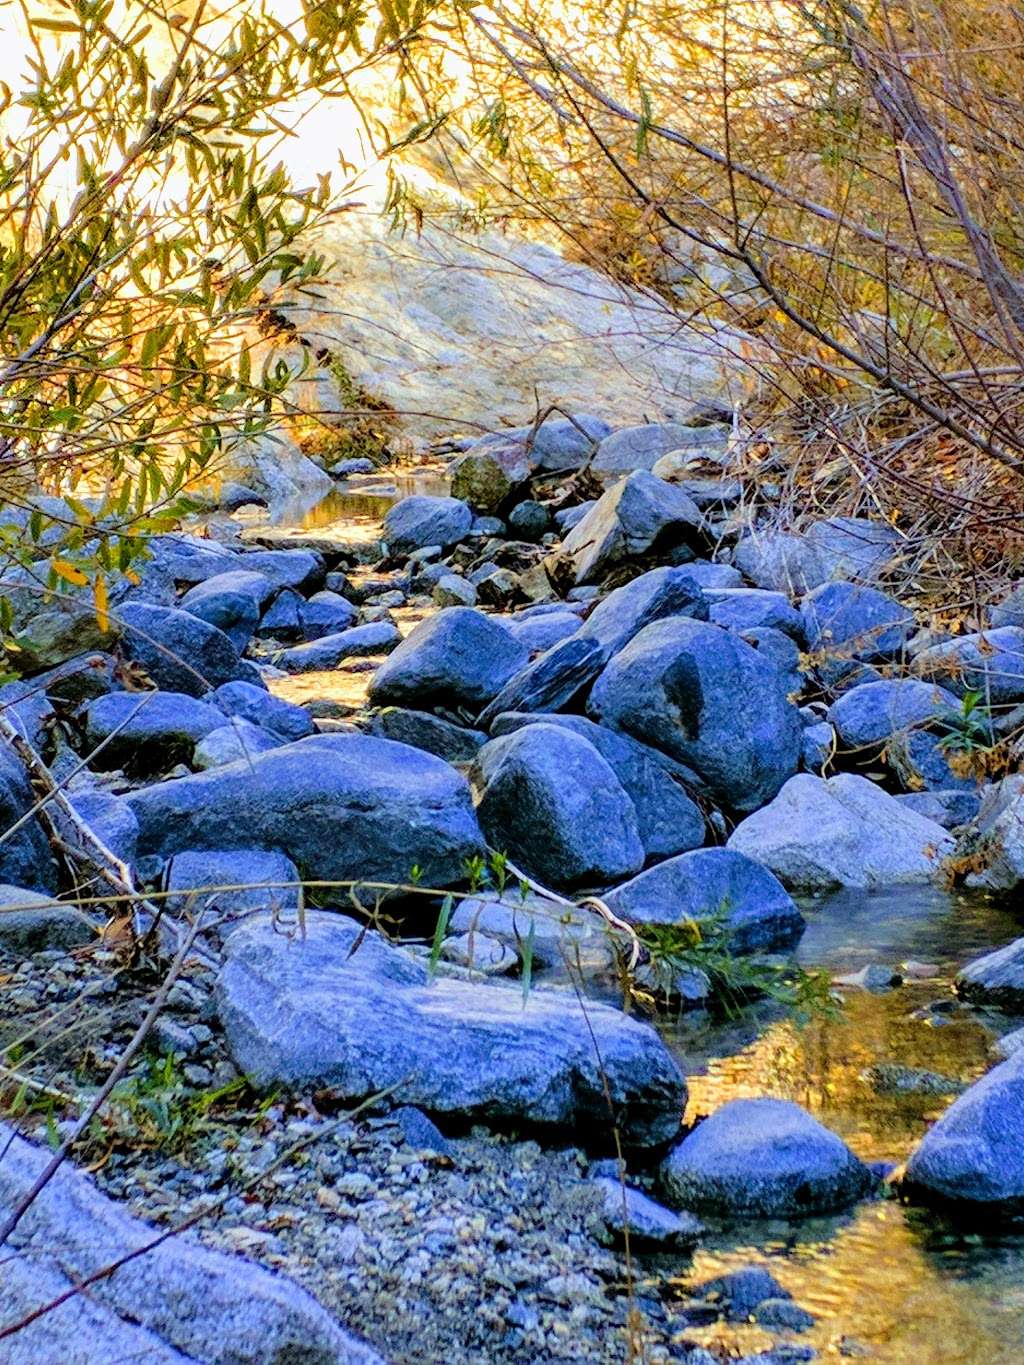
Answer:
[6,405,1024,1358]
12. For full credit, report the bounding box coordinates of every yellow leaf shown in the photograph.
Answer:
[93,574,110,633]
[51,558,88,587]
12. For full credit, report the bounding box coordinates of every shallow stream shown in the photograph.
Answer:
[666,887,1024,1364]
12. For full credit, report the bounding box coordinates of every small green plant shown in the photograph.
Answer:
[427,895,454,982]
[937,689,994,754]
[94,1053,248,1153]
[489,850,509,896]
[627,911,837,1021]
[462,854,488,894]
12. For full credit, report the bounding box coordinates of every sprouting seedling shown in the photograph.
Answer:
[427,895,453,982]
[518,878,531,904]
[462,854,487,893]
[489,850,509,896]
[409,864,423,887]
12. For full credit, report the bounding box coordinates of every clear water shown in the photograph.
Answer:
[662,887,1024,1363]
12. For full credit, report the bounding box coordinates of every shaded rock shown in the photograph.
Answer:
[554,471,705,585]
[592,1177,703,1249]
[118,602,255,697]
[367,708,487,763]
[740,625,804,698]
[507,500,550,541]
[755,1300,816,1332]
[165,848,301,930]
[801,721,834,774]
[382,495,473,555]
[472,413,611,472]
[554,502,596,532]
[273,622,400,673]
[801,582,913,683]
[660,1098,875,1217]
[236,548,325,594]
[603,848,804,954]
[0,745,58,892]
[732,531,829,594]
[706,588,803,640]
[804,516,901,582]
[478,566,709,727]
[828,679,961,747]
[501,609,580,653]
[368,608,528,712]
[956,936,1024,1012]
[903,1047,1024,1214]
[126,734,485,887]
[211,679,315,741]
[959,776,1024,890]
[82,691,224,772]
[450,442,533,512]
[914,627,1024,704]
[591,423,727,484]
[433,573,478,608]
[0,1121,382,1364]
[217,911,687,1148]
[677,561,743,590]
[473,724,645,888]
[0,885,93,953]
[728,773,953,890]
[68,788,138,863]
[257,588,358,643]
[179,570,273,650]
[489,712,705,861]
[589,618,801,812]
[193,719,282,769]
[692,1266,791,1322]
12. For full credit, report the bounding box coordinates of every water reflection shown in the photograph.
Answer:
[662,885,1024,1363]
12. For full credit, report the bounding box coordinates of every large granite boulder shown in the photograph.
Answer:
[660,1098,875,1217]
[126,734,484,887]
[590,422,727,484]
[588,618,801,812]
[179,569,274,650]
[728,773,953,890]
[473,724,645,888]
[217,912,686,1148]
[603,848,805,954]
[489,712,705,861]
[903,1048,1024,1215]
[0,1122,382,1364]
[82,690,225,773]
[117,602,257,697]
[368,608,528,712]
[478,566,708,727]
[382,495,472,555]
[554,471,706,585]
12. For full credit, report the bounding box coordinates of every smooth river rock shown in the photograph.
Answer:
[126,733,484,888]
[217,912,687,1149]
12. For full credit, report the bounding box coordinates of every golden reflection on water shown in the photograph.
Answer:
[664,886,1024,1363]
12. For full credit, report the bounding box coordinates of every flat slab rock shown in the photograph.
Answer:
[0,1122,384,1364]
[216,912,687,1148]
